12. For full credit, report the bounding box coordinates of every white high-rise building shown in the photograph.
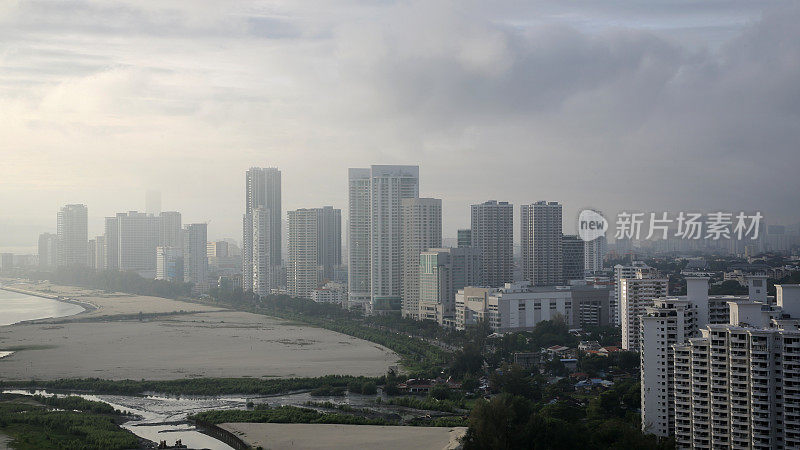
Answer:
[116,211,160,278]
[642,284,800,449]
[419,247,481,325]
[156,246,182,281]
[471,201,513,287]
[287,207,342,299]
[251,207,272,297]
[614,261,654,326]
[369,165,419,314]
[620,272,668,351]
[640,295,703,438]
[183,223,208,293]
[243,167,281,293]
[401,197,442,319]
[521,201,563,286]
[57,204,88,267]
[347,168,372,310]
[288,209,318,299]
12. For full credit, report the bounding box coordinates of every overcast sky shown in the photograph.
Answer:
[2,0,799,251]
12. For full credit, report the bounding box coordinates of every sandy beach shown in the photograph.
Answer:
[219,423,467,450]
[1,281,224,318]
[0,283,399,380]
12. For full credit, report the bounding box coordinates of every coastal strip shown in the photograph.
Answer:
[0,285,97,314]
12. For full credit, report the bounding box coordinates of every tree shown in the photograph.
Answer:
[450,343,484,377]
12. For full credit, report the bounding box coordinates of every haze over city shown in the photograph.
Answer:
[3,2,800,450]
[3,0,800,251]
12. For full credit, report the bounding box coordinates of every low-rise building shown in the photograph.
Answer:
[311,282,347,305]
[455,282,610,332]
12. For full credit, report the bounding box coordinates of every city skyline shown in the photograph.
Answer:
[3,1,800,251]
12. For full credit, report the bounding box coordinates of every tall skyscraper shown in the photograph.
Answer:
[251,207,272,296]
[561,234,585,281]
[318,206,342,282]
[56,204,88,267]
[37,232,58,268]
[159,211,182,248]
[471,201,513,287]
[183,223,208,293]
[370,165,419,314]
[521,201,563,286]
[116,211,161,278]
[287,207,340,299]
[347,168,372,310]
[401,197,442,319]
[457,229,472,248]
[242,167,281,293]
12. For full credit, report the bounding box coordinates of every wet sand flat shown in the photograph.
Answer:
[0,282,399,381]
[219,423,467,450]
[2,281,223,318]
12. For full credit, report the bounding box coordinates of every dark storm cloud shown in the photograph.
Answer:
[1,0,799,249]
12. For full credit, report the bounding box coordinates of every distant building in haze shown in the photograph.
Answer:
[57,204,88,267]
[347,168,372,310]
[145,190,161,216]
[401,197,442,319]
[183,223,208,293]
[116,211,160,278]
[243,167,281,295]
[38,232,58,268]
[156,246,183,281]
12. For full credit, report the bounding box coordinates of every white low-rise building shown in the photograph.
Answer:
[311,282,347,305]
[456,282,573,332]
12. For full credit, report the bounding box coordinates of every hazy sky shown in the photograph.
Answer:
[2,0,799,251]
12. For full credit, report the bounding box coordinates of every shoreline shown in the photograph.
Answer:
[0,285,97,319]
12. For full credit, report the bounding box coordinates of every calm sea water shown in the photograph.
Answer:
[0,289,85,326]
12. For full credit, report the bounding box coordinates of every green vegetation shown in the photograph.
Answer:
[31,394,128,415]
[384,396,464,413]
[0,394,139,450]
[29,266,193,299]
[309,385,346,397]
[0,375,378,396]
[347,380,378,395]
[463,375,673,449]
[190,404,391,426]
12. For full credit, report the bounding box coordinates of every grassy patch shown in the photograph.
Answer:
[0,394,138,450]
